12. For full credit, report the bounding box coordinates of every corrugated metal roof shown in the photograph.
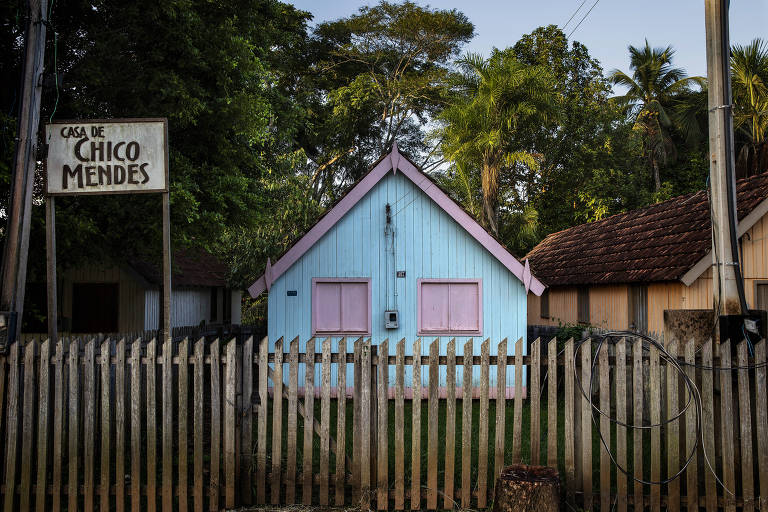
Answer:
[526,172,768,286]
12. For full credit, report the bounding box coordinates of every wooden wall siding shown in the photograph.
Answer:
[527,287,578,327]
[144,287,223,330]
[61,266,145,332]
[268,171,527,387]
[589,285,629,330]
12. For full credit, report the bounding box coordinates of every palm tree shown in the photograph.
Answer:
[610,41,705,191]
[731,38,768,176]
[439,50,557,235]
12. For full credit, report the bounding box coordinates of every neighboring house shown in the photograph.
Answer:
[526,173,768,335]
[248,144,544,391]
[25,249,242,335]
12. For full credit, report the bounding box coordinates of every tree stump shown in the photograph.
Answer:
[492,464,560,512]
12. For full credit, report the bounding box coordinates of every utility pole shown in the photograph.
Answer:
[0,0,48,343]
[704,0,746,318]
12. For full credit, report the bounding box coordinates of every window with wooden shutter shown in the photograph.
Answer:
[628,284,648,333]
[577,286,590,324]
[540,289,550,319]
[418,279,482,335]
[312,278,371,335]
[756,282,768,312]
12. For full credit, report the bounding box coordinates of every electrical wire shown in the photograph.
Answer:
[567,0,602,39]
[561,0,589,31]
[557,330,768,496]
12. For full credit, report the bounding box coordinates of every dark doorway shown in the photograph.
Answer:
[72,283,119,333]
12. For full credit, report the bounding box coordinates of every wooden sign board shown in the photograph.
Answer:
[43,118,172,345]
[45,118,168,195]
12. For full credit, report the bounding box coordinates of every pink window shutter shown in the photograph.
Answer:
[340,282,369,332]
[314,282,342,333]
[448,282,480,332]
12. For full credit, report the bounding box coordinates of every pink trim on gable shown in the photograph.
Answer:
[397,158,546,296]
[248,146,545,297]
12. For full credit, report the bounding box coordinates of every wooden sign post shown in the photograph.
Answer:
[44,118,171,343]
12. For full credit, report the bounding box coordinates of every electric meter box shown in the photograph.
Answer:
[384,310,399,329]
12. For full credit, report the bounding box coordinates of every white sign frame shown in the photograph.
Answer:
[45,118,169,196]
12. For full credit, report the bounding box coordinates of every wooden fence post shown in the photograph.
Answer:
[224,340,237,508]
[395,339,406,510]
[302,338,315,506]
[272,338,284,506]
[335,337,347,507]
[530,338,540,465]
[411,338,421,510]
[444,338,456,510]
[461,339,472,509]
[377,339,389,510]
[20,339,37,511]
[494,338,507,482]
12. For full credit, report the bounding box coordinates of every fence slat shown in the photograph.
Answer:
[599,340,610,512]
[20,339,37,512]
[162,336,173,512]
[633,338,643,511]
[377,339,389,510]
[755,340,768,511]
[444,338,456,510]
[146,339,158,512]
[395,339,405,510]
[84,339,96,512]
[210,338,221,511]
[192,339,204,512]
[547,338,557,469]
[36,339,50,512]
[649,342,660,510]
[580,338,592,511]
[684,339,698,512]
[256,336,268,504]
[285,337,298,504]
[361,339,372,510]
[737,340,755,512]
[4,341,20,512]
[513,337,524,464]
[667,339,680,512]
[272,338,285,506]
[303,338,315,506]
[564,338,575,503]
[461,339,472,509]
[115,339,127,512]
[224,340,237,509]
[427,339,439,510]
[720,339,736,512]
[478,338,490,509]
[53,340,64,512]
[702,339,716,512]
[178,337,189,512]
[335,338,346,507]
[494,338,507,482]
[130,339,142,512]
[411,338,422,510]
[98,340,111,512]
[70,340,82,512]
[320,338,332,507]
[353,338,361,499]
[530,338,540,465]
[615,338,627,512]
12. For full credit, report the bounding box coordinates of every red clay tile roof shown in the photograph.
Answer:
[130,249,228,287]
[525,173,768,286]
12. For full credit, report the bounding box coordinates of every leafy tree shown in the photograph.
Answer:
[294,1,474,201]
[731,38,768,176]
[438,50,557,236]
[0,0,315,286]
[610,41,705,191]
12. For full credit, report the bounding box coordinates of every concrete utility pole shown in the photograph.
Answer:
[704,0,745,317]
[0,0,48,342]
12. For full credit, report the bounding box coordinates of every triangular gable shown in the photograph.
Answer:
[248,144,545,297]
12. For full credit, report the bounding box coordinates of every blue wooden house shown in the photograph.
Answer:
[248,144,545,394]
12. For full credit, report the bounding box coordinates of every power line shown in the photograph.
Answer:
[567,0,602,39]
[561,0,589,31]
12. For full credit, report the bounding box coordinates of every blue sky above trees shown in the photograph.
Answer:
[292,0,765,90]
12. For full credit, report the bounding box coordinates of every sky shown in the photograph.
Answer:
[289,0,767,89]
